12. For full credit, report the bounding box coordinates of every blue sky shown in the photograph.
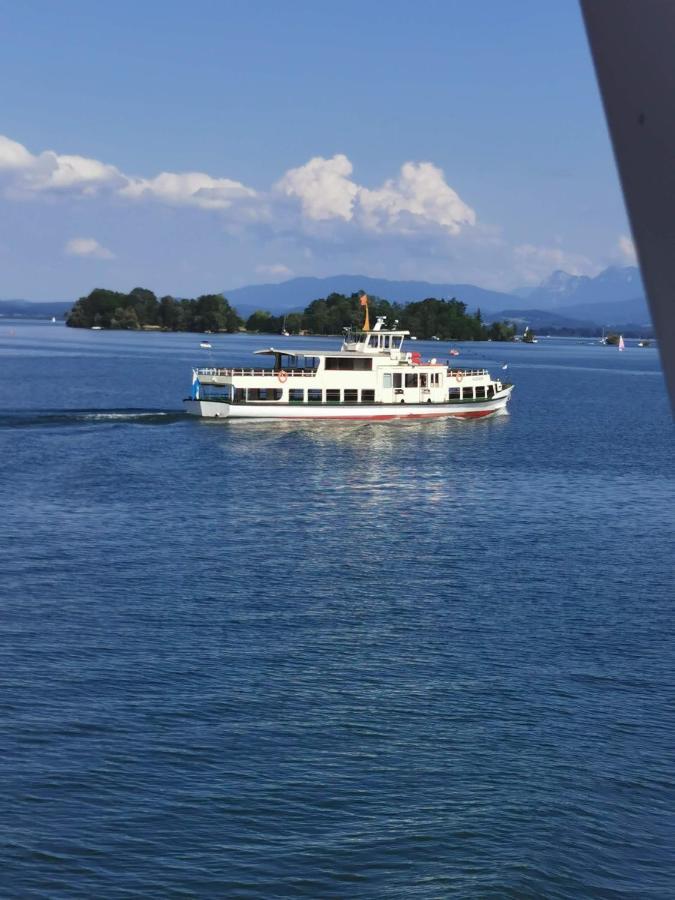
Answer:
[0,0,633,299]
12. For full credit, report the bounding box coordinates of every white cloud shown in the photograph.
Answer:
[0,133,612,293]
[255,263,293,278]
[65,237,115,259]
[357,162,476,234]
[274,155,476,236]
[0,137,124,196]
[1,135,475,238]
[617,234,637,265]
[0,135,35,169]
[23,153,124,194]
[120,171,256,209]
[275,154,358,221]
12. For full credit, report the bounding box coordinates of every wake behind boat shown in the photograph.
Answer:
[184,306,513,421]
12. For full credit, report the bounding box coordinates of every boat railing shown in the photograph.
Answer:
[447,368,489,376]
[197,366,317,377]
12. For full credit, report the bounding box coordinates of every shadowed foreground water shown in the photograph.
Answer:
[1,324,674,898]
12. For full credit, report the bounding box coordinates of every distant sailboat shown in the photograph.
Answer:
[281,316,290,337]
[618,334,625,351]
[51,316,56,323]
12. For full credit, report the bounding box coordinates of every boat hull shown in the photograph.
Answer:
[184,390,512,421]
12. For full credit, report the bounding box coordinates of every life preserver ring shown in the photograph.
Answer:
[455,371,464,383]
[277,370,288,383]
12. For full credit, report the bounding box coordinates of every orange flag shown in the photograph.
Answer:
[359,293,370,331]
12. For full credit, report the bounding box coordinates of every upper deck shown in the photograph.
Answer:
[341,316,409,356]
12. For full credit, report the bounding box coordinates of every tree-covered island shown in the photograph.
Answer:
[66,288,242,332]
[66,287,517,342]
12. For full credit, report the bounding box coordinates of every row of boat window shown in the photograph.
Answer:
[221,385,492,402]
[383,372,442,388]
[233,388,377,403]
[365,334,403,350]
[448,386,494,400]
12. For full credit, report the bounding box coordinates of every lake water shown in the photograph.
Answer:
[1,321,673,898]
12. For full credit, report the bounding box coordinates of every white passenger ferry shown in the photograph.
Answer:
[184,316,513,421]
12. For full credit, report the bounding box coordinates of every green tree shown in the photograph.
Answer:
[246,310,283,332]
[158,296,184,330]
[487,320,517,342]
[111,306,140,329]
[129,287,159,325]
[285,313,302,334]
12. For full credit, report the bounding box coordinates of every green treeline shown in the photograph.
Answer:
[246,292,516,341]
[66,288,242,332]
[67,287,517,341]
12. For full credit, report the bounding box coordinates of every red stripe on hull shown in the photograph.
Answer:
[453,410,496,419]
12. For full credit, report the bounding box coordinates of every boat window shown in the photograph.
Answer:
[325,357,372,371]
[420,373,428,388]
[475,386,486,399]
[487,385,494,398]
[393,373,402,388]
[308,389,322,402]
[391,336,402,349]
[344,389,358,402]
[289,389,304,402]
[431,372,440,386]
[383,373,392,389]
[462,387,474,401]
[326,389,340,402]
[405,373,418,388]
[247,388,282,401]
[234,388,246,403]
[382,335,391,349]
[361,389,375,402]
[448,387,460,400]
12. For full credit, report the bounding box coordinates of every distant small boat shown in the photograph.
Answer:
[281,316,290,337]
[51,316,57,323]
[431,335,440,341]
[91,325,102,330]
[200,341,212,349]
[410,335,417,341]
[618,334,625,351]
[638,339,650,347]
[449,348,460,357]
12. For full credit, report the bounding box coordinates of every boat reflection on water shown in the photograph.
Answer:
[205,410,511,512]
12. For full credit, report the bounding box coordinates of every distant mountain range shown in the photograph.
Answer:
[224,275,515,318]
[224,266,651,330]
[0,299,71,318]
[1,265,651,332]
